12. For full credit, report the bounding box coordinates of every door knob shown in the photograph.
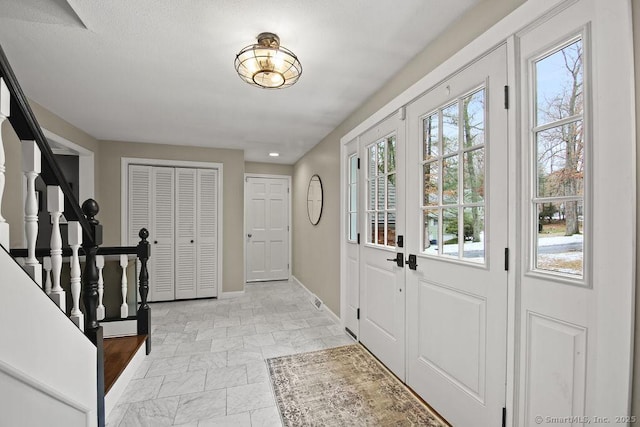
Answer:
[154,240,158,244]
[190,240,194,243]
[248,233,252,238]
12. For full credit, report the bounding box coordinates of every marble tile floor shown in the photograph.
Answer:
[107,280,355,427]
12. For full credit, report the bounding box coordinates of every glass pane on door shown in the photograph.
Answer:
[420,88,486,262]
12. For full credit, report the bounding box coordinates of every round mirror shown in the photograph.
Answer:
[307,174,323,225]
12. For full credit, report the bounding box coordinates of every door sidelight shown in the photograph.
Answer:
[406,254,418,270]
[386,252,404,268]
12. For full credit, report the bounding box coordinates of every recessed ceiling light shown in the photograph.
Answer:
[269,152,280,157]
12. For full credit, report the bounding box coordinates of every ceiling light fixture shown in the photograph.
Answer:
[234,32,302,89]
[269,152,280,157]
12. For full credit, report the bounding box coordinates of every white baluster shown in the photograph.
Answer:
[22,140,41,285]
[68,221,83,330]
[0,78,10,249]
[42,256,52,293]
[47,186,65,310]
[96,255,105,321]
[120,255,129,318]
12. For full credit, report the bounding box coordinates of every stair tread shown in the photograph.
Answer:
[104,335,146,395]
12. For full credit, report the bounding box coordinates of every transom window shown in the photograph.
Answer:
[366,135,396,247]
[422,88,486,263]
[531,37,585,278]
[348,154,358,242]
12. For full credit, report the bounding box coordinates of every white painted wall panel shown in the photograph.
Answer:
[0,249,96,426]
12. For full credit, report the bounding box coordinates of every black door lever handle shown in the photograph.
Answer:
[406,254,418,270]
[386,253,404,268]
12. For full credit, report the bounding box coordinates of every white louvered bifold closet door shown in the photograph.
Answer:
[128,165,152,304]
[128,165,152,245]
[196,169,218,297]
[175,168,197,299]
[150,167,175,301]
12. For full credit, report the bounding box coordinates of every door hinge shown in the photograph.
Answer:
[504,85,509,109]
[357,308,360,319]
[504,248,509,271]
[357,158,361,169]
[502,407,507,427]
[287,225,290,231]
[357,233,360,244]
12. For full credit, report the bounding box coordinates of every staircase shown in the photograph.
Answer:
[0,44,152,427]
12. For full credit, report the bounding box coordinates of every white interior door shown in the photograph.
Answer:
[150,167,175,302]
[358,112,406,379]
[196,169,218,298]
[175,168,197,299]
[245,176,290,282]
[516,1,635,424]
[405,45,508,426]
[344,138,360,338]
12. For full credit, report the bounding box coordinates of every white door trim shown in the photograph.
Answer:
[243,173,292,284]
[120,157,224,299]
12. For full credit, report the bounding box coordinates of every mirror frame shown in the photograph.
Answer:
[307,174,323,225]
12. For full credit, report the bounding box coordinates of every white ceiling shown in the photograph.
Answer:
[0,0,479,164]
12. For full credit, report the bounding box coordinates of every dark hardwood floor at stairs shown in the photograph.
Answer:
[104,335,147,395]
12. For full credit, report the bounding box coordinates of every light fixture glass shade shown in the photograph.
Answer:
[235,32,302,89]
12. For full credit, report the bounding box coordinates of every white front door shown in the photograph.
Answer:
[516,1,635,424]
[358,112,406,379]
[245,176,290,282]
[405,45,508,426]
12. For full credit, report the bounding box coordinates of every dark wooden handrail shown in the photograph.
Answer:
[0,43,94,243]
[10,246,139,258]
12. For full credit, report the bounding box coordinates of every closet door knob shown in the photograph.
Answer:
[190,240,194,243]
[154,240,158,244]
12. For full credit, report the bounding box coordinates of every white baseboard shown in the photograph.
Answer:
[220,290,245,299]
[291,275,341,325]
[104,340,146,419]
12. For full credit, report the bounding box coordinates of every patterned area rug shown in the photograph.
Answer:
[267,344,449,426]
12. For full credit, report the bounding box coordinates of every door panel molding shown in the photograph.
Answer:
[417,278,487,401]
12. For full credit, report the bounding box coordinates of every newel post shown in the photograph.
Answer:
[80,199,105,427]
[136,228,151,355]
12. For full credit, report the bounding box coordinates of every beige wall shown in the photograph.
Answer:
[292,0,526,316]
[292,135,340,312]
[633,0,639,419]
[30,100,100,157]
[244,162,293,176]
[97,140,245,293]
[1,100,100,247]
